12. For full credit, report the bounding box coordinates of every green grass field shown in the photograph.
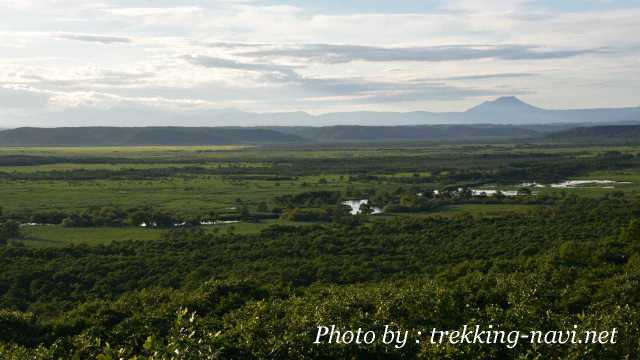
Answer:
[17,220,303,248]
[19,226,164,247]
[0,175,354,214]
[3,143,638,161]
[2,142,639,248]
[0,145,252,156]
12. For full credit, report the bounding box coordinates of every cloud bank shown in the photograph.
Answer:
[0,0,638,126]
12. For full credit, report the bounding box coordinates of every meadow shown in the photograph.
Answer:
[2,142,639,246]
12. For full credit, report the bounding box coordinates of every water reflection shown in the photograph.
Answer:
[342,199,383,215]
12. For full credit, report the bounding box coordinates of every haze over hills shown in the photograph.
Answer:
[2,97,639,128]
[1,97,638,146]
[294,96,639,126]
[425,96,640,125]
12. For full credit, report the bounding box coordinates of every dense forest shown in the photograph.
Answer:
[1,194,639,358]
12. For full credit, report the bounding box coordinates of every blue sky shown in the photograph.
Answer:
[0,0,638,126]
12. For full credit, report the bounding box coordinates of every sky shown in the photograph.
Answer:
[0,0,639,126]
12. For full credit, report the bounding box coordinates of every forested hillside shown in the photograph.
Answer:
[1,195,639,358]
[271,124,540,142]
[0,127,303,146]
[0,125,545,146]
[6,124,640,146]
[547,125,640,142]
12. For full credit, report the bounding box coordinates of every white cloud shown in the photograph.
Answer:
[56,32,132,44]
[0,0,637,125]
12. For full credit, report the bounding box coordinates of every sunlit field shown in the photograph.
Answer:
[2,142,639,246]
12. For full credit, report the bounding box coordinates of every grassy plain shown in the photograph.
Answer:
[0,175,351,214]
[2,142,639,248]
[20,225,163,247]
[18,220,295,247]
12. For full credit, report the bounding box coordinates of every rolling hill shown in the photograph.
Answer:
[272,124,541,142]
[0,127,303,146]
[2,123,638,147]
[546,125,640,142]
[0,124,547,146]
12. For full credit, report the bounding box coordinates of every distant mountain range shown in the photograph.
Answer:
[1,97,639,146]
[202,97,639,126]
[296,96,639,126]
[1,97,639,128]
[460,96,640,125]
